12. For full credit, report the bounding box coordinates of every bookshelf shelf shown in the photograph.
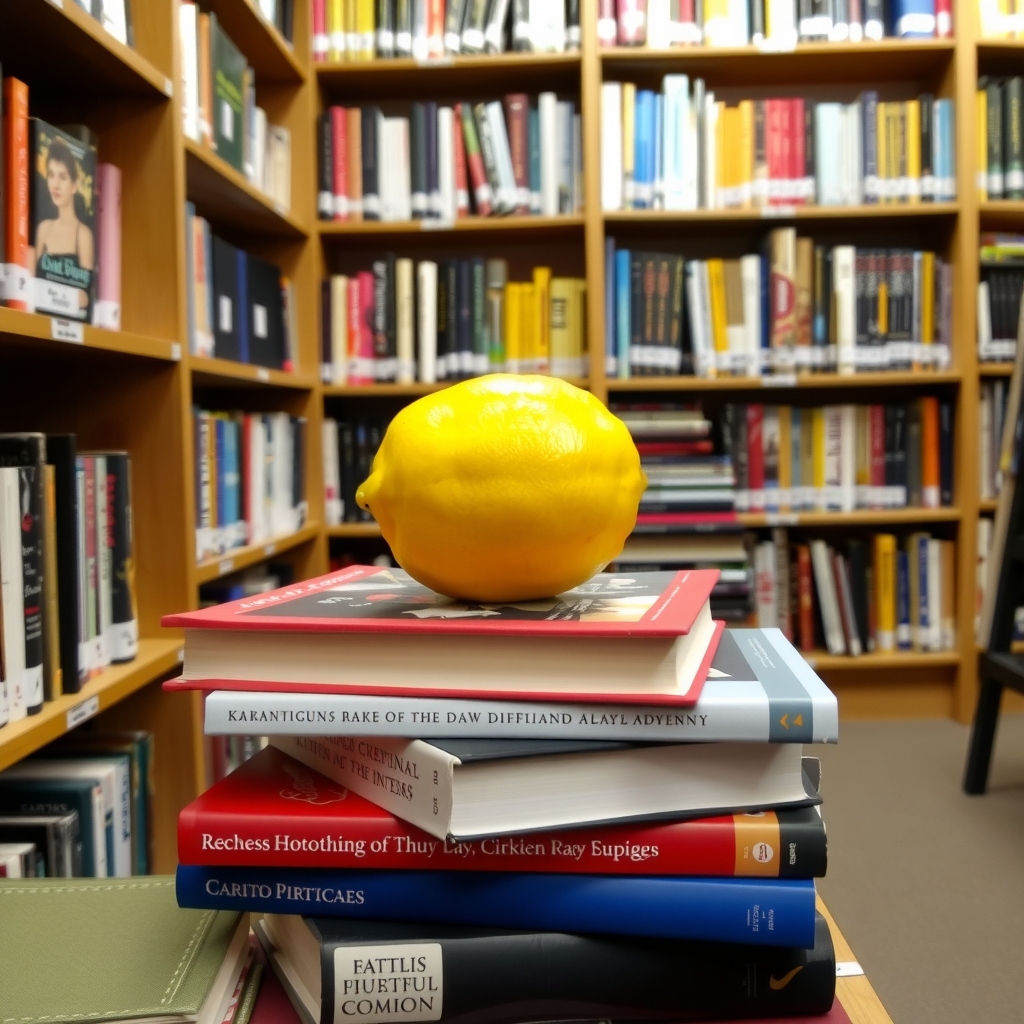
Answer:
[190,356,317,390]
[604,204,960,227]
[0,0,171,98]
[979,200,1024,230]
[208,0,305,83]
[980,498,999,513]
[737,508,962,528]
[194,523,323,584]
[803,649,961,671]
[0,638,184,775]
[323,377,591,397]
[185,138,308,237]
[328,523,384,537]
[318,215,586,239]
[606,371,962,391]
[599,39,955,86]
[0,308,180,362]
[979,363,1014,376]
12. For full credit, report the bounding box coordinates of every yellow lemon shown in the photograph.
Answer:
[356,374,647,601]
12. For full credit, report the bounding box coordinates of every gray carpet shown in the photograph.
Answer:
[815,714,1024,1024]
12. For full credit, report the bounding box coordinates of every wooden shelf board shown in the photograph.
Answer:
[600,39,954,85]
[607,371,962,391]
[979,362,1014,376]
[195,523,322,583]
[185,138,308,237]
[605,203,959,225]
[328,523,384,538]
[804,649,961,671]
[318,215,585,238]
[190,356,317,390]
[209,0,305,83]
[979,498,999,513]
[979,200,1024,229]
[0,0,170,98]
[324,377,590,397]
[738,508,961,527]
[0,638,183,774]
[0,307,180,362]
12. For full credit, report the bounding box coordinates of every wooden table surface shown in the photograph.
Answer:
[818,897,894,1024]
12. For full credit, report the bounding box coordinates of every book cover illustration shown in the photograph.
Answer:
[29,120,96,321]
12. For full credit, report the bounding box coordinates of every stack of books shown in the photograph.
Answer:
[978,234,1024,363]
[165,565,840,1022]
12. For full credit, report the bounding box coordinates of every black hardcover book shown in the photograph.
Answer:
[317,112,332,220]
[361,107,382,221]
[385,252,397,372]
[892,404,908,499]
[846,539,871,653]
[629,252,643,377]
[354,422,372,522]
[45,435,80,692]
[939,398,954,506]
[425,101,440,218]
[277,0,294,41]
[887,248,913,369]
[445,0,468,51]
[905,403,922,508]
[395,0,412,54]
[512,0,530,49]
[376,0,395,56]
[443,260,458,377]
[0,433,46,715]
[471,256,487,369]
[292,417,307,522]
[0,812,80,878]
[919,93,934,201]
[863,0,883,34]
[567,0,581,48]
[884,403,896,492]
[247,254,286,369]
[854,248,869,353]
[986,78,1004,200]
[456,258,473,379]
[667,254,685,375]
[102,452,137,664]
[1006,78,1024,200]
[338,422,358,523]
[436,260,450,378]
[211,235,240,361]
[410,103,428,219]
[472,103,504,212]
[257,911,835,1024]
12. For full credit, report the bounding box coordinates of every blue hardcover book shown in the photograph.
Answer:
[897,549,911,650]
[0,776,95,875]
[652,92,664,208]
[615,248,631,378]
[177,867,817,948]
[935,99,955,201]
[528,106,541,213]
[860,91,879,204]
[889,0,935,37]
[760,252,770,366]
[214,418,226,529]
[236,249,249,363]
[222,418,240,531]
[185,202,197,353]
[917,534,930,648]
[634,90,656,209]
[604,236,616,377]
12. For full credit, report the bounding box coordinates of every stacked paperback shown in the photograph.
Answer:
[165,565,841,1022]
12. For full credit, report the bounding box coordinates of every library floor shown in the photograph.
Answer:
[815,713,1024,1024]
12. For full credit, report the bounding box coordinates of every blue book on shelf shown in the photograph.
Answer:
[236,249,250,363]
[185,202,196,354]
[634,90,656,209]
[214,417,226,528]
[889,0,935,37]
[605,235,616,377]
[222,418,240,530]
[615,248,631,378]
[652,92,663,208]
[918,535,930,647]
[176,867,817,948]
[528,106,540,212]
[897,549,911,650]
[760,252,770,361]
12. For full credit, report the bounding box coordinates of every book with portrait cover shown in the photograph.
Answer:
[28,120,96,321]
[162,566,723,705]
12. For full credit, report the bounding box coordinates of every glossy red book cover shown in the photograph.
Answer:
[179,746,825,878]
[163,565,719,638]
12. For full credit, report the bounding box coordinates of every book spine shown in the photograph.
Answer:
[453,103,470,218]
[94,164,122,329]
[177,864,818,947]
[460,103,493,217]
[361,107,381,219]
[103,453,138,662]
[503,94,530,213]
[2,78,30,310]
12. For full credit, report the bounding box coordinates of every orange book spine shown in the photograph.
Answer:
[796,543,815,652]
[3,76,29,311]
[920,396,940,508]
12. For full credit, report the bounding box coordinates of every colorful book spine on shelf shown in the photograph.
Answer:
[978,234,1024,361]
[320,260,586,385]
[193,410,308,562]
[318,94,581,222]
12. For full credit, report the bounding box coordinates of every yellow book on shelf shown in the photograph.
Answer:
[505,283,523,373]
[703,0,731,46]
[874,533,897,651]
[919,250,935,365]
[800,407,814,509]
[356,0,375,60]
[977,89,989,200]
[716,102,728,208]
[575,279,587,375]
[812,406,826,511]
[533,266,551,374]
[345,0,358,58]
[328,0,345,60]
[706,258,729,364]
[622,83,636,209]
[549,277,573,379]
[738,100,754,209]
[521,283,536,373]
[905,99,921,204]
[778,405,792,512]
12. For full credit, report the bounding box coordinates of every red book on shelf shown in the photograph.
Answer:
[179,745,826,877]
[766,99,783,207]
[617,0,647,44]
[452,103,470,219]
[162,565,723,705]
[427,0,445,56]
[869,404,885,508]
[634,440,714,456]
[935,0,952,36]
[790,98,805,207]
[920,396,940,508]
[778,100,793,206]
[746,404,765,511]
[311,0,328,61]
[503,94,531,214]
[3,76,30,311]
[796,544,815,653]
[330,106,348,221]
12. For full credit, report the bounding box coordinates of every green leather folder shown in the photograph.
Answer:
[0,877,245,1023]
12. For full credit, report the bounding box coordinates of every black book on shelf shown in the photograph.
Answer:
[102,452,138,665]
[317,112,332,220]
[377,0,395,56]
[354,422,372,522]
[920,93,935,201]
[337,422,358,523]
[425,101,439,218]
[385,252,397,371]
[291,417,307,525]
[905,402,922,508]
[846,539,871,653]
[211,235,240,362]
[247,254,287,370]
[395,0,412,55]
[939,399,955,506]
[45,434,81,692]
[410,103,428,219]
[361,107,382,221]
[457,258,473,379]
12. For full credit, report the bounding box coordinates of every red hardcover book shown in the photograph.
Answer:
[330,106,348,221]
[746,404,765,511]
[427,0,445,56]
[503,94,530,214]
[796,544,815,653]
[162,565,723,705]
[452,103,470,218]
[790,98,805,207]
[869,404,885,508]
[617,0,647,44]
[597,0,617,44]
[179,745,826,876]
[3,77,30,311]
[633,511,739,528]
[311,0,328,61]
[346,276,373,384]
[935,0,951,36]
[766,99,783,207]
[778,100,793,206]
[635,440,715,456]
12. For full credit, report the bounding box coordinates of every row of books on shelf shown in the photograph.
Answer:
[0,731,153,877]
[600,80,957,212]
[316,95,582,224]
[599,0,951,46]
[179,3,292,213]
[979,0,1024,39]
[319,260,587,385]
[752,529,956,655]
[0,435,138,730]
[323,418,385,524]
[185,204,298,368]
[1,76,121,327]
[312,0,580,61]
[193,410,309,562]
[980,378,1010,500]
[978,76,1024,202]
[70,0,133,46]
[604,232,952,380]
[978,234,1024,361]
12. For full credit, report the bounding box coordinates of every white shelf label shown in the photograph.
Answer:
[762,205,797,218]
[762,373,797,388]
[421,219,454,231]
[171,342,182,361]
[256,367,270,382]
[765,513,799,526]
[263,542,277,556]
[218,558,235,576]
[415,55,454,67]
[67,695,100,730]
[51,318,84,344]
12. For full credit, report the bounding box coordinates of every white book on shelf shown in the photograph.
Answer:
[0,467,23,723]
[437,107,457,224]
[530,0,565,51]
[832,245,855,373]
[704,92,718,210]
[754,540,778,628]
[765,0,798,47]
[395,118,414,221]
[647,0,672,46]
[661,76,687,210]
[927,538,943,651]
[412,0,429,58]
[484,0,512,52]
[839,404,857,512]
[396,258,415,384]
[251,107,267,190]
[268,125,291,211]
[811,540,847,655]
[179,2,200,142]
[322,420,342,527]
[599,83,622,212]
[486,101,519,213]
[417,261,438,384]
[740,254,762,376]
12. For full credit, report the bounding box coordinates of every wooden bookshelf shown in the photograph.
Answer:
[605,371,962,391]
[318,215,585,238]
[605,204,960,224]
[194,523,323,584]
